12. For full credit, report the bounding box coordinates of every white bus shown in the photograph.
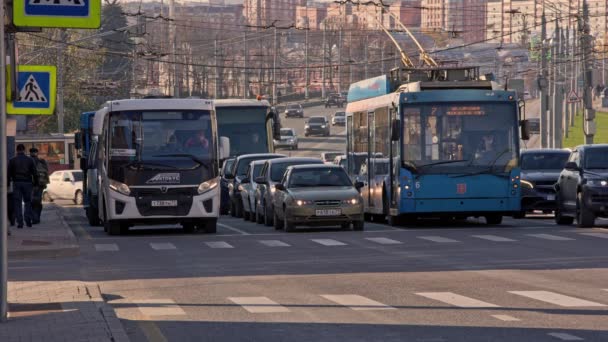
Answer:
[93,99,229,235]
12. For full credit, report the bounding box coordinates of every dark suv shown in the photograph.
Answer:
[516,149,571,218]
[325,93,344,108]
[284,104,304,118]
[554,144,608,227]
[304,116,330,137]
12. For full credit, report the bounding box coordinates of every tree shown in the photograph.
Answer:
[99,2,133,98]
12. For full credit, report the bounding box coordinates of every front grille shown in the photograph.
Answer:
[131,187,198,197]
[315,200,340,206]
[132,187,197,216]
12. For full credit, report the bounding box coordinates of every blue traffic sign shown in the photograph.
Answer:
[7,65,57,115]
[14,0,101,28]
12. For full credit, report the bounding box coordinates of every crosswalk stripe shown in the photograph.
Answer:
[509,291,606,307]
[321,294,395,311]
[228,297,290,313]
[94,243,119,252]
[416,292,499,308]
[365,237,402,245]
[491,314,520,322]
[418,236,460,243]
[132,299,186,316]
[527,234,575,241]
[311,239,347,246]
[579,232,608,239]
[259,240,290,247]
[205,241,234,249]
[150,243,176,250]
[547,332,584,341]
[472,235,517,242]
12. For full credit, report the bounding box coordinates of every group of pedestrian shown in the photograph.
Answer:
[6,144,49,235]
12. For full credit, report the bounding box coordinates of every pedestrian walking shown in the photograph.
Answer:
[8,144,39,228]
[30,147,49,224]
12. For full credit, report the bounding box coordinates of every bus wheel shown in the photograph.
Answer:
[86,205,101,226]
[106,220,122,235]
[485,215,503,225]
[182,223,196,233]
[202,218,217,234]
[387,215,401,227]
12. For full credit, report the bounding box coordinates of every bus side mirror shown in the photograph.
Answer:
[74,132,82,150]
[520,119,530,141]
[272,112,282,141]
[219,136,230,160]
[391,119,400,141]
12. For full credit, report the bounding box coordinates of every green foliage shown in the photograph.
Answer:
[563,111,608,147]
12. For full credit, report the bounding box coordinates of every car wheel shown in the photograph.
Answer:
[256,204,264,224]
[387,215,401,227]
[74,190,84,205]
[352,221,364,231]
[555,194,574,225]
[235,199,243,218]
[105,220,122,236]
[340,222,350,230]
[485,215,503,225]
[576,192,595,228]
[86,205,101,226]
[513,211,525,219]
[230,201,236,217]
[284,215,295,232]
[264,203,273,227]
[273,211,282,230]
[243,210,250,221]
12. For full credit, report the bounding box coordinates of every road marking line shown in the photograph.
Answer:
[320,294,395,311]
[365,237,402,245]
[228,297,290,313]
[547,332,584,341]
[579,232,608,239]
[417,236,460,243]
[491,314,520,321]
[527,233,575,241]
[259,240,290,247]
[149,243,176,250]
[472,235,517,242]
[311,239,347,246]
[217,223,250,235]
[94,243,119,252]
[133,299,186,316]
[416,292,499,308]
[205,241,234,249]
[509,291,606,307]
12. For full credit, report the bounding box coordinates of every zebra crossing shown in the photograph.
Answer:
[92,230,608,253]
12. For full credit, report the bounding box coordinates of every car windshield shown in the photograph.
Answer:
[585,148,608,169]
[521,152,570,170]
[335,112,345,117]
[252,164,264,179]
[309,117,325,123]
[280,129,294,136]
[271,160,323,182]
[72,172,84,182]
[323,152,342,162]
[288,168,352,187]
[236,156,277,177]
[216,106,269,155]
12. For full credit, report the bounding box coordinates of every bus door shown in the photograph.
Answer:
[367,111,375,209]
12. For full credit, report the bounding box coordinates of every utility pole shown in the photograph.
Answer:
[214,38,220,98]
[304,23,309,100]
[322,25,326,99]
[0,0,8,322]
[56,29,67,133]
[554,23,563,148]
[338,27,342,93]
[243,31,248,99]
[564,26,570,139]
[540,9,549,148]
[549,31,555,148]
[272,26,277,105]
[170,0,179,98]
[581,0,594,144]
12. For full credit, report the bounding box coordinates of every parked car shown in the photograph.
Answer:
[554,144,608,227]
[239,160,267,221]
[321,152,343,165]
[272,165,364,232]
[331,111,346,126]
[304,116,330,137]
[284,104,304,118]
[325,93,345,108]
[333,155,347,168]
[254,157,324,226]
[226,153,285,218]
[515,149,571,218]
[220,157,236,215]
[273,128,299,150]
[43,170,84,205]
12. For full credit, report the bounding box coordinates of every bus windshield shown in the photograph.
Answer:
[216,106,269,156]
[402,103,518,173]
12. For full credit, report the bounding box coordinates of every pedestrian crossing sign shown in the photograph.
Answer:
[13,0,101,29]
[7,65,56,115]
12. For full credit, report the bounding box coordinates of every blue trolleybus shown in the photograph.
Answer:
[345,67,530,225]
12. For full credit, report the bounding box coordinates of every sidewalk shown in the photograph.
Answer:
[0,281,130,342]
[8,203,80,259]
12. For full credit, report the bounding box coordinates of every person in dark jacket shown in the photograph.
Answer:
[8,144,39,228]
[29,147,49,224]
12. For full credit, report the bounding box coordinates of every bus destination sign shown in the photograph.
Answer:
[446,106,485,116]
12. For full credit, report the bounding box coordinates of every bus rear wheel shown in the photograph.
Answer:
[485,215,503,225]
[200,218,217,234]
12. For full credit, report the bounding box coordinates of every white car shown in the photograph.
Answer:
[43,170,84,205]
[239,160,267,222]
[321,152,343,165]
[273,128,299,150]
[332,111,346,126]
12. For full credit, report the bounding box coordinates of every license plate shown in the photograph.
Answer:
[316,209,341,216]
[546,195,555,201]
[151,200,178,207]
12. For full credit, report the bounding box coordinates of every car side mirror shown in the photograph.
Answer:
[520,119,530,141]
[255,176,266,184]
[355,181,364,190]
[270,111,281,141]
[564,162,579,171]
[275,183,286,191]
[219,136,231,160]
[241,177,250,184]
[391,119,400,141]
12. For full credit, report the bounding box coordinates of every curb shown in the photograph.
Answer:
[85,283,131,342]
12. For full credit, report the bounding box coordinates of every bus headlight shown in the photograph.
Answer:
[520,180,534,189]
[109,179,131,196]
[198,179,219,194]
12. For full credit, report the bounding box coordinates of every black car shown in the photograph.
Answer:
[220,157,236,215]
[516,149,570,218]
[325,93,344,108]
[284,104,304,118]
[555,144,608,227]
[304,116,330,137]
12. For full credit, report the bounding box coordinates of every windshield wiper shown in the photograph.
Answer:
[451,149,512,178]
[152,154,210,170]
[124,161,177,170]
[417,159,468,170]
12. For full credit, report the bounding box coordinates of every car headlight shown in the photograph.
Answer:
[520,180,534,189]
[109,179,131,196]
[586,179,608,187]
[321,125,326,128]
[198,178,219,194]
[295,199,314,206]
[341,198,359,205]
[305,125,309,129]
[270,186,276,194]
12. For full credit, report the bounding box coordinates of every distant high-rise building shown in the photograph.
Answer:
[244,0,306,27]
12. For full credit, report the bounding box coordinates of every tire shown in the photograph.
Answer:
[273,211,282,230]
[42,192,52,202]
[202,218,217,234]
[577,192,595,228]
[340,222,350,230]
[264,203,273,227]
[243,210,250,221]
[230,201,236,217]
[387,215,401,227]
[105,220,122,236]
[364,213,372,222]
[256,204,264,224]
[353,221,364,231]
[555,194,574,225]
[183,223,196,233]
[86,205,101,226]
[485,215,503,225]
[284,217,295,232]
[513,211,525,219]
[74,190,84,205]
[235,199,243,218]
